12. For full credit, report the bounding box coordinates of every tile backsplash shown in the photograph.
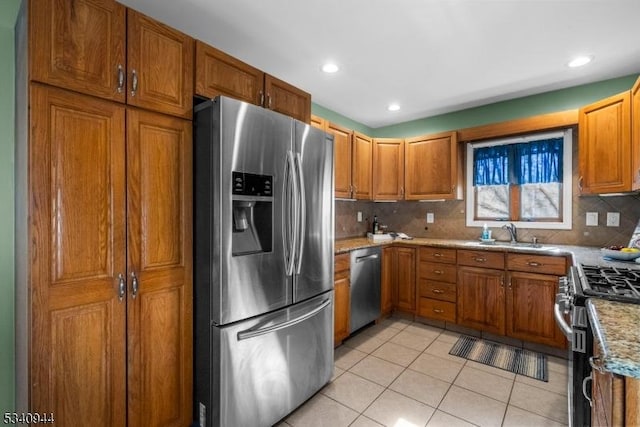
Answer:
[336,193,640,248]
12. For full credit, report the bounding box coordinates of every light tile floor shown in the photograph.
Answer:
[280,317,569,427]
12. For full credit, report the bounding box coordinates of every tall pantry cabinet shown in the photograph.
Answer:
[15,1,193,426]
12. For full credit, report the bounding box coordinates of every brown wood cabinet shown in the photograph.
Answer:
[373,138,405,200]
[195,41,311,123]
[352,132,373,200]
[579,91,632,194]
[382,247,416,314]
[457,266,506,335]
[28,85,193,426]
[381,247,395,316]
[310,114,325,130]
[334,254,351,346]
[405,131,460,200]
[30,1,194,119]
[417,247,457,322]
[633,76,640,191]
[329,123,355,199]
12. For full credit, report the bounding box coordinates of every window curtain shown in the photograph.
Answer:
[473,137,563,186]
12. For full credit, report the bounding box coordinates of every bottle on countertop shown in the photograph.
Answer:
[481,223,491,240]
[372,215,379,234]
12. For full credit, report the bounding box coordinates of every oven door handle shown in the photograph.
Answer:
[582,374,593,407]
[554,298,573,340]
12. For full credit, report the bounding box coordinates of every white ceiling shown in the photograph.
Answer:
[120,0,640,129]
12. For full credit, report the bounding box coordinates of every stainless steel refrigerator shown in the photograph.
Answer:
[193,96,334,427]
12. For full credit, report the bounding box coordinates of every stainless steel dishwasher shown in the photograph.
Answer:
[349,247,381,333]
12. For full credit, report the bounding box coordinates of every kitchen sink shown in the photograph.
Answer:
[463,241,559,252]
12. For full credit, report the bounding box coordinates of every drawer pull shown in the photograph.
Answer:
[474,257,487,263]
[432,289,444,294]
[433,253,443,258]
[433,309,444,314]
[527,261,542,267]
[433,270,443,275]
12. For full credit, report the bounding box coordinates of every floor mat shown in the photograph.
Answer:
[449,335,548,382]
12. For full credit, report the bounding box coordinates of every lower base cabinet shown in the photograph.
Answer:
[457,266,506,335]
[382,246,416,315]
[334,253,350,345]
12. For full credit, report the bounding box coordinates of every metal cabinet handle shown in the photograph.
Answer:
[117,273,126,301]
[474,257,486,263]
[267,94,272,108]
[131,69,138,97]
[259,90,264,106]
[433,253,443,258]
[117,64,125,93]
[432,289,444,294]
[589,356,605,373]
[578,176,584,193]
[433,270,443,275]
[527,261,541,267]
[131,272,139,299]
[400,186,404,196]
[582,374,593,407]
[433,309,444,314]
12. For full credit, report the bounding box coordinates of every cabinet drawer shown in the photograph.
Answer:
[458,249,504,269]
[418,298,456,322]
[335,253,350,273]
[420,247,456,264]
[507,253,567,276]
[418,279,456,302]
[419,262,457,283]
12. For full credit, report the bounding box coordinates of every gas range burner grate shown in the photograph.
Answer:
[579,265,640,303]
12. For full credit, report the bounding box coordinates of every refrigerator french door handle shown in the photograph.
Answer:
[236,298,331,341]
[294,152,306,275]
[284,151,298,276]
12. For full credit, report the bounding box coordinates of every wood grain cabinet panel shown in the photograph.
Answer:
[381,247,395,316]
[328,122,354,199]
[405,131,459,200]
[126,9,194,119]
[195,40,264,105]
[373,138,404,200]
[30,84,127,426]
[579,91,631,194]
[506,271,565,348]
[29,0,127,102]
[457,266,505,335]
[334,253,350,345]
[352,132,373,200]
[383,246,416,315]
[633,76,640,191]
[264,74,311,123]
[310,114,326,130]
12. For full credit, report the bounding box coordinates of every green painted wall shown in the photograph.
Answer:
[0,0,19,411]
[314,74,639,138]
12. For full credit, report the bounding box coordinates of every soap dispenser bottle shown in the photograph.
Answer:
[481,223,490,240]
[372,215,379,234]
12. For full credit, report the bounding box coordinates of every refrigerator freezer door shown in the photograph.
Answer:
[207,292,333,427]
[194,97,295,325]
[293,122,334,302]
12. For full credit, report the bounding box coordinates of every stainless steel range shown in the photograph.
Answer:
[555,263,640,427]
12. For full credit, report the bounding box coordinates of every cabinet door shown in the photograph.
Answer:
[591,367,624,427]
[506,271,565,348]
[395,247,416,313]
[194,41,265,106]
[633,77,640,191]
[352,132,373,200]
[127,10,194,119]
[264,74,311,123]
[405,131,458,200]
[578,91,631,194]
[373,138,404,200]
[30,0,127,102]
[381,247,395,316]
[457,266,505,335]
[334,272,350,345]
[311,115,326,130]
[126,109,193,427]
[328,122,353,198]
[29,84,127,426]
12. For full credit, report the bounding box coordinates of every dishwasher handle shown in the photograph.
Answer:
[355,254,379,263]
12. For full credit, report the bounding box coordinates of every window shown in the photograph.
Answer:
[465,129,572,230]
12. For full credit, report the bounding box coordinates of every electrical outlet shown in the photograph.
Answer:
[606,212,620,227]
[426,213,434,223]
[586,212,598,226]
[357,211,362,222]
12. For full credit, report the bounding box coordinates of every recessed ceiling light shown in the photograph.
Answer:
[568,55,593,68]
[387,103,400,112]
[321,63,339,73]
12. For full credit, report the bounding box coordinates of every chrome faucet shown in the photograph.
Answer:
[502,222,518,244]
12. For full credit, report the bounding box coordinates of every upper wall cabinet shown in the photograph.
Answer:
[195,41,311,123]
[30,0,127,102]
[373,138,404,200]
[352,132,373,200]
[126,10,194,118]
[405,131,461,200]
[30,1,194,119]
[578,91,631,194]
[632,77,640,191]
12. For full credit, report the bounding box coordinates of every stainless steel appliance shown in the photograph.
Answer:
[350,247,381,333]
[555,263,640,427]
[193,97,334,427]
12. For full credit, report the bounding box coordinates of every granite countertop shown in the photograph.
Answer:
[586,299,640,379]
